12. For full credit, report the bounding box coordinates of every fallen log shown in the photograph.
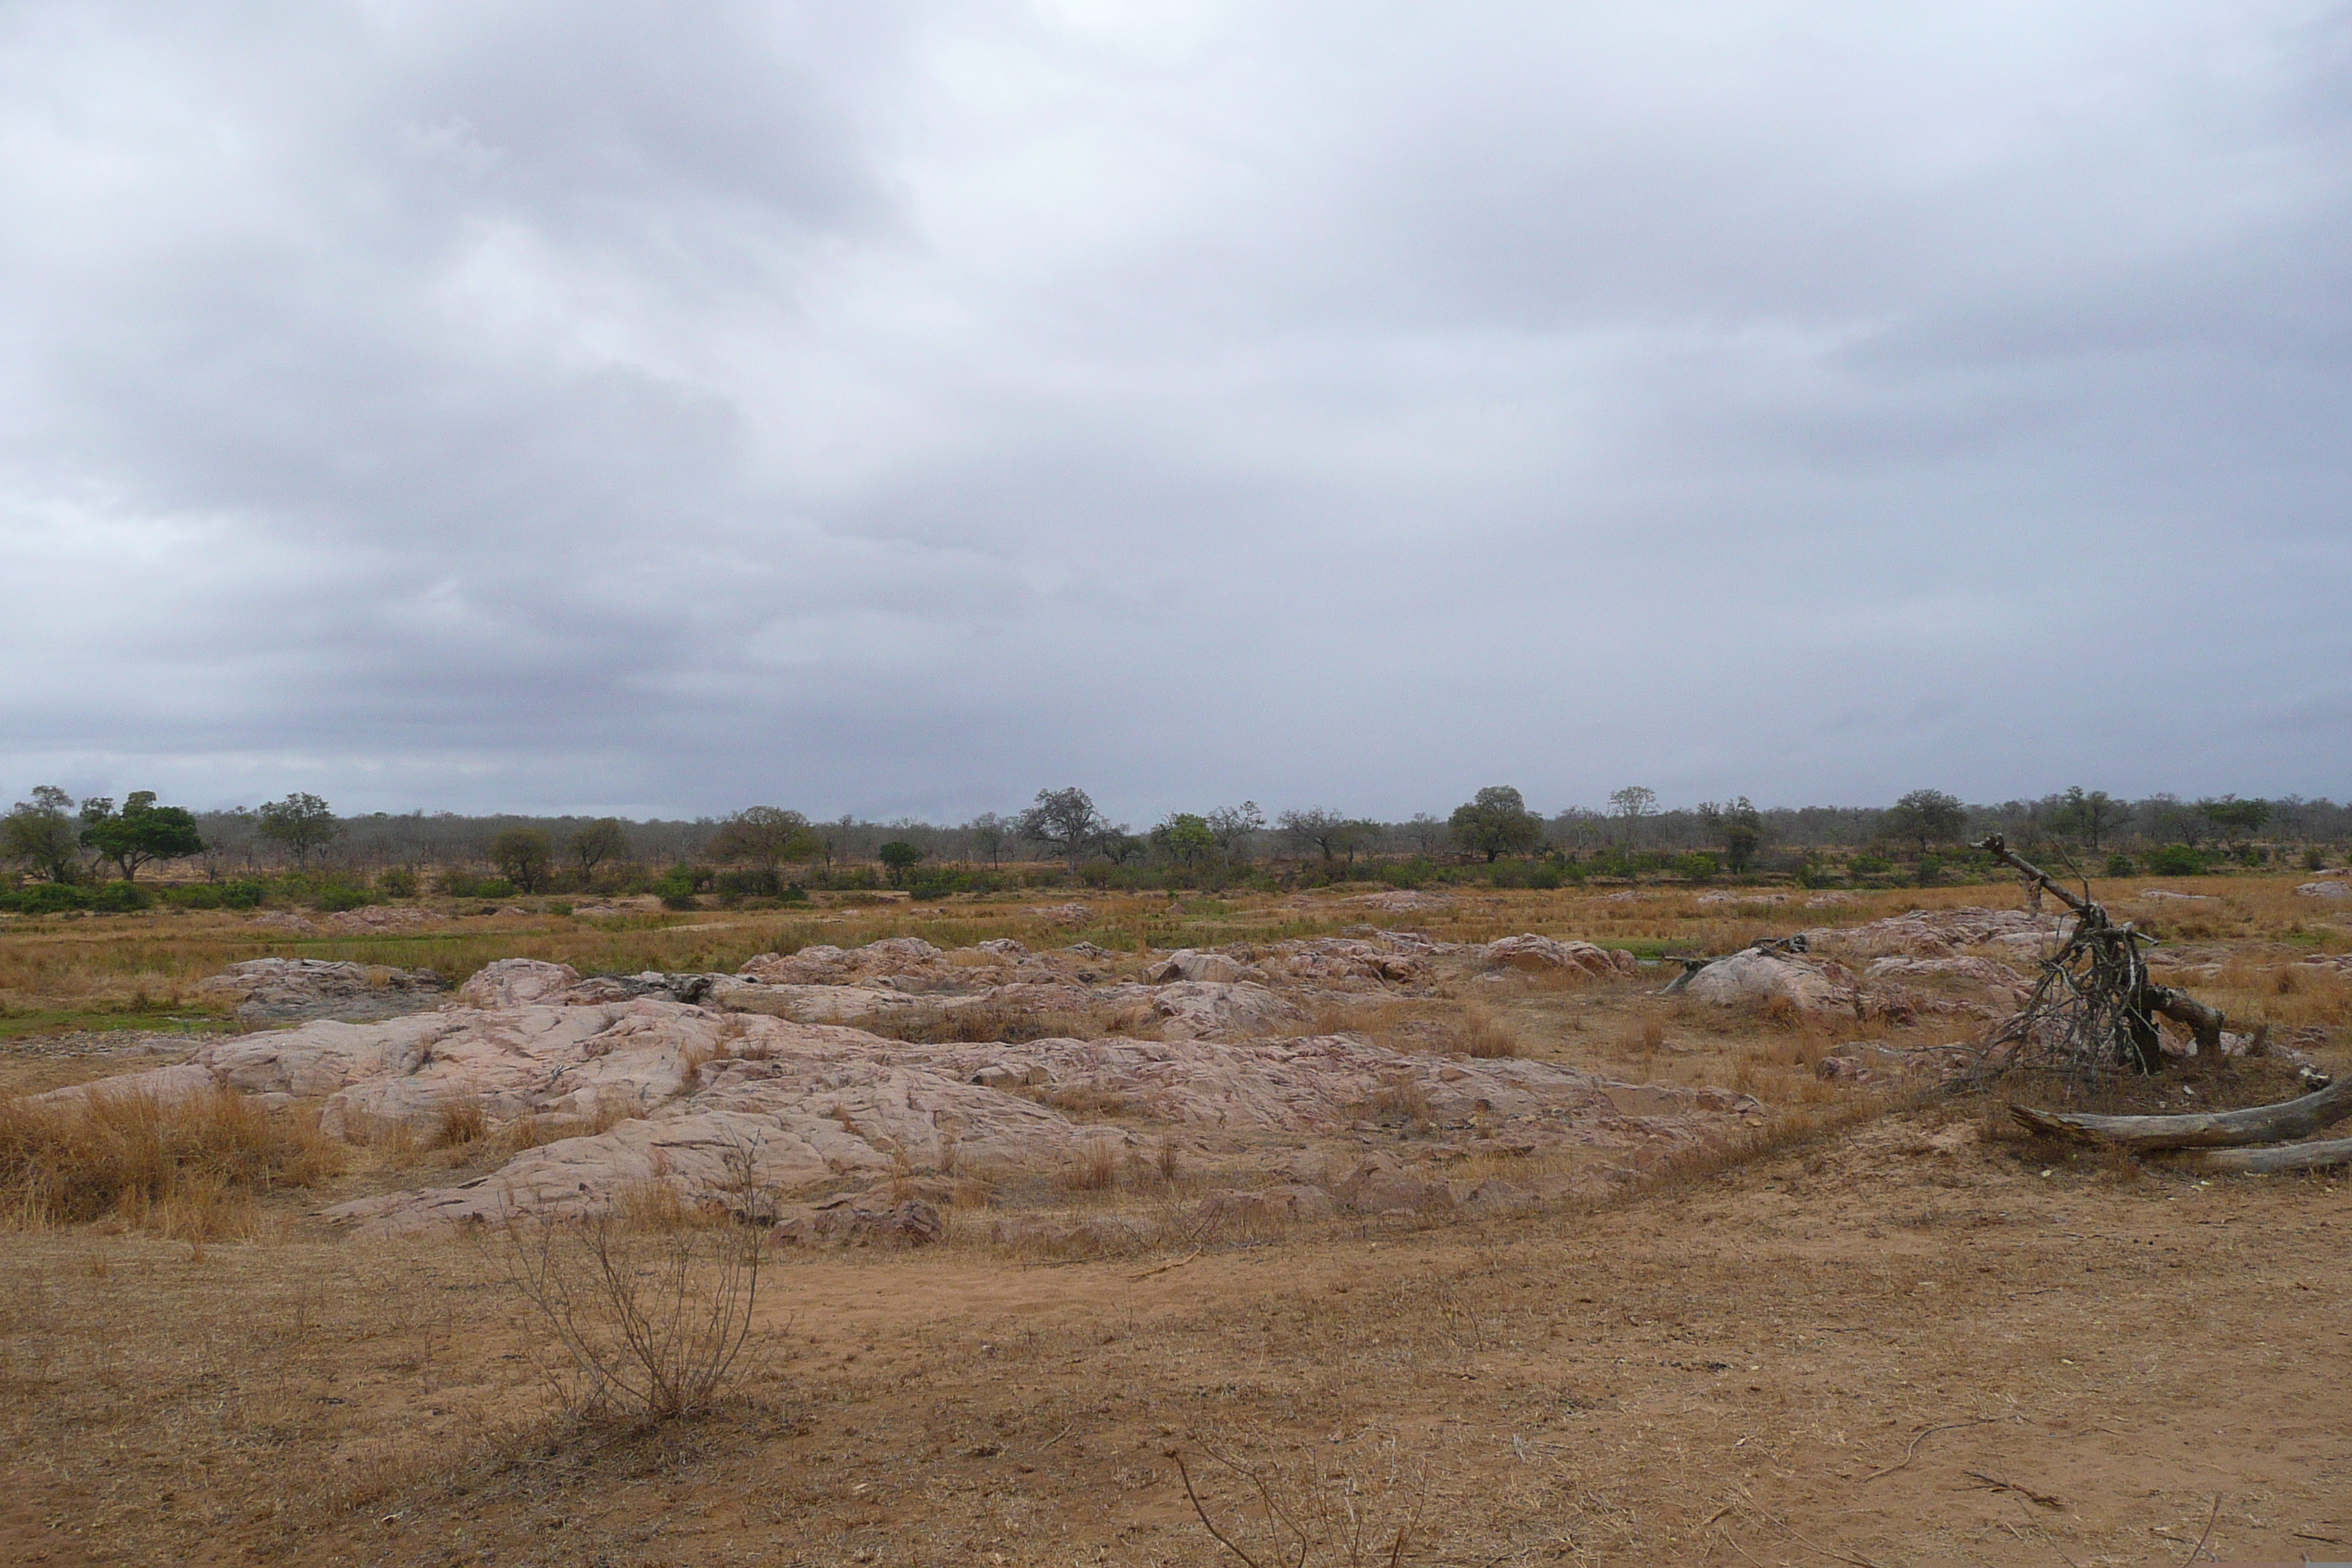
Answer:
[2172,1137,2352,1175]
[2009,1075,2352,1151]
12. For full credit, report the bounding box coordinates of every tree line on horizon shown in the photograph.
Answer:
[3,780,2341,893]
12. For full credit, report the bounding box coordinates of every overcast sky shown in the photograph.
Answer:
[3,1,2346,823]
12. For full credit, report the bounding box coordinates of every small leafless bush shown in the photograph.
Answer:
[1179,1439,1425,1568]
[498,1142,771,1422]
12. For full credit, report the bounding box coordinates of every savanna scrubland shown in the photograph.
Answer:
[3,865,2350,1567]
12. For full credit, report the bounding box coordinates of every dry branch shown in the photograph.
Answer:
[2010,1077,2352,1151]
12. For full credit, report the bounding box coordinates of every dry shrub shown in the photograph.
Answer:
[431,1095,489,1150]
[1367,1075,1436,1131]
[1454,1006,1519,1059]
[1031,1082,1138,1121]
[1179,1437,1425,1568]
[498,1212,765,1422]
[0,1086,342,1232]
[861,1002,1104,1045]
[1063,1137,1118,1191]
[1608,1017,1667,1060]
[615,1179,703,1231]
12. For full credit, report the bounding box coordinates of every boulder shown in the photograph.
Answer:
[1333,1154,1454,1215]
[737,938,946,986]
[76,989,1768,1234]
[1145,949,1253,984]
[2136,889,2216,903]
[1807,907,2069,958]
[2296,881,2351,900]
[1343,890,1455,913]
[1280,938,1429,984]
[1485,935,1616,975]
[1150,981,1303,1039]
[324,906,437,933]
[977,938,1031,959]
[771,1194,943,1248]
[1025,902,1093,924]
[456,959,581,1009]
[1682,951,1843,1012]
[196,957,445,1025]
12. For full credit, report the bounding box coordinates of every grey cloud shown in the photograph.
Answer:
[3,1,2348,821]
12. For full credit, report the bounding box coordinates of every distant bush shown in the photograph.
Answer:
[435,870,517,900]
[86,882,151,913]
[1849,852,1893,875]
[0,881,88,914]
[375,867,420,899]
[2103,853,2136,878]
[2146,844,2205,876]
[715,867,781,899]
[314,883,374,913]
[159,880,263,911]
[1674,851,1719,883]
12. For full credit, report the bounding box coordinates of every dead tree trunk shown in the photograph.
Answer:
[2010,1075,2352,1150]
[2174,1137,2352,1175]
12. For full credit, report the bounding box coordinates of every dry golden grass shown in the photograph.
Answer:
[1061,1137,1118,1192]
[0,1085,342,1235]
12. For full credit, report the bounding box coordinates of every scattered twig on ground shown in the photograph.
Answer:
[1128,1248,1202,1281]
[1860,1416,2001,1484]
[2186,1493,2221,1563]
[1964,1471,2063,1509]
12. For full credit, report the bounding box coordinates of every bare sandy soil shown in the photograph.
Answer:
[2,876,2348,1565]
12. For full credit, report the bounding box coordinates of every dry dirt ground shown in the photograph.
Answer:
[3,877,2349,1565]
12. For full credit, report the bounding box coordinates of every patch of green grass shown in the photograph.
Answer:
[0,1009,234,1042]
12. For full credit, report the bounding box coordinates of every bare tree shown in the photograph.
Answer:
[1607,785,1656,848]
[1277,807,1376,864]
[1014,787,1110,870]
[965,812,1009,866]
[1205,801,1266,864]
[566,818,630,879]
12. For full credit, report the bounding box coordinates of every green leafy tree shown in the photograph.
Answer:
[1880,789,1967,856]
[706,807,821,871]
[256,793,342,867]
[1014,787,1111,870]
[566,818,630,879]
[1698,797,1765,873]
[3,786,83,882]
[2198,795,2272,845]
[877,840,927,886]
[489,827,555,893]
[1151,813,1218,867]
[76,791,206,883]
[1449,785,1545,862]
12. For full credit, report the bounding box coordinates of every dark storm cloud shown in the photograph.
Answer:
[3,1,2348,819]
